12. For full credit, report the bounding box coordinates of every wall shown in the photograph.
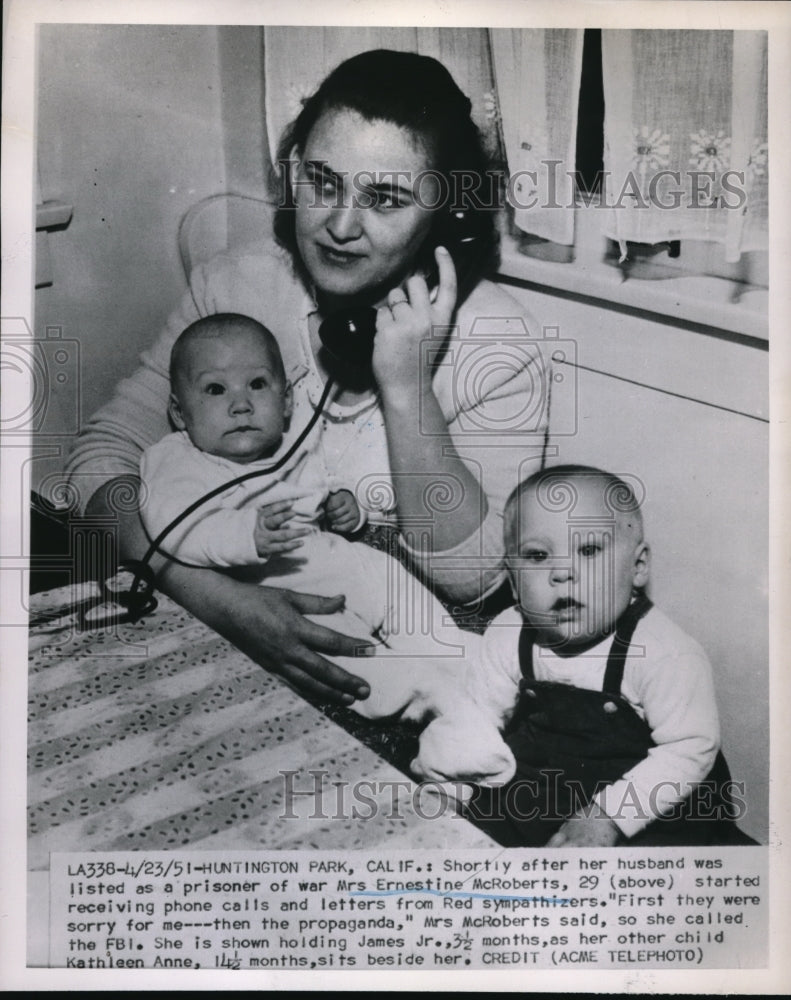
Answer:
[502,280,769,842]
[34,24,268,496]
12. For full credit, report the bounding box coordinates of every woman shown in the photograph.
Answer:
[66,50,548,705]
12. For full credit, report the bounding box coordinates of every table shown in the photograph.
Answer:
[28,586,495,869]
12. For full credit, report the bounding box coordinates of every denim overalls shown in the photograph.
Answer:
[465,593,749,847]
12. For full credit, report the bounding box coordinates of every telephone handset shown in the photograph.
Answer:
[318,207,486,374]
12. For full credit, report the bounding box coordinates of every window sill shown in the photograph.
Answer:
[494,229,768,345]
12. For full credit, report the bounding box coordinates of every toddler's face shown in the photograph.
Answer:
[169,329,292,463]
[505,478,649,652]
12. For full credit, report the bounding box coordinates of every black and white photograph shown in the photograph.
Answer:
[1,0,789,991]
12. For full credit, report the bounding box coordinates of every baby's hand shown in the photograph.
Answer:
[546,806,622,848]
[324,489,362,534]
[254,499,310,558]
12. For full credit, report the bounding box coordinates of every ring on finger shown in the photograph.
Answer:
[389,293,408,307]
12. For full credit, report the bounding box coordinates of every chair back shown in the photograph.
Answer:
[178,193,277,278]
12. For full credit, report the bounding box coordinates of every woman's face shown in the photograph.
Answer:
[293,108,439,303]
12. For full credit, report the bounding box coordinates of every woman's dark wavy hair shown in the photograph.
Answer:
[273,49,500,303]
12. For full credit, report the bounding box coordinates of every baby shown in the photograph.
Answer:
[140,313,477,716]
[411,465,744,847]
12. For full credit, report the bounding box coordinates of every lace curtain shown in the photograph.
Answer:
[263,26,501,168]
[489,29,584,247]
[262,28,767,265]
[601,30,768,263]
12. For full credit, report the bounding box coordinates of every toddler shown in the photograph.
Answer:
[411,465,745,847]
[140,313,477,717]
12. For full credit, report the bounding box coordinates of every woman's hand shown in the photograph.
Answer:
[185,576,377,704]
[371,246,457,398]
[87,477,375,704]
[367,248,488,555]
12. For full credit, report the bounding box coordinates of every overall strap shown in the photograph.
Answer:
[602,591,654,695]
[518,622,536,680]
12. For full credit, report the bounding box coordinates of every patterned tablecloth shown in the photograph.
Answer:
[27,586,494,870]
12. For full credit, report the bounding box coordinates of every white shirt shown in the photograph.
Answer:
[466,604,721,837]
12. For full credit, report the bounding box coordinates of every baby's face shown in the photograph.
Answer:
[170,329,291,463]
[505,478,649,652]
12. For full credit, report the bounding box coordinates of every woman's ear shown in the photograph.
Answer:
[168,394,186,431]
[632,541,651,589]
